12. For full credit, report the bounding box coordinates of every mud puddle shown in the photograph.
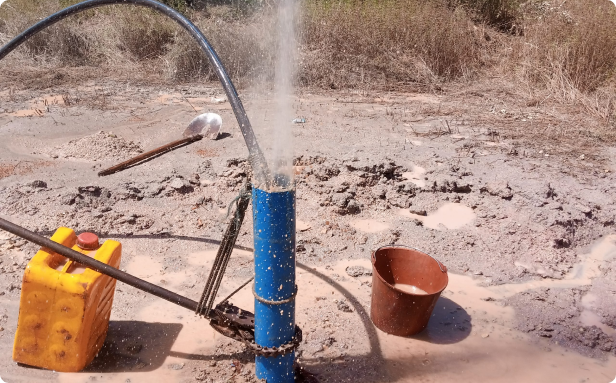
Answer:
[484,234,616,338]
[488,234,616,298]
[400,203,476,230]
[401,165,426,188]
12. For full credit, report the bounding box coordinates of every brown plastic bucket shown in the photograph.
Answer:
[370,245,448,336]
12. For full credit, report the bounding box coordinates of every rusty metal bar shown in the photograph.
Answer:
[98,134,203,176]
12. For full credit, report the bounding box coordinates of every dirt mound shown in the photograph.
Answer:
[52,131,143,161]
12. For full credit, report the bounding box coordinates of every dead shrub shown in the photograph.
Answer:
[1,0,100,66]
[300,0,482,88]
[23,22,97,66]
[117,10,176,60]
[453,0,524,33]
[164,10,276,85]
[516,0,616,97]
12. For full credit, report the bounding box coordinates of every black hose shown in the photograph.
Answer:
[0,0,270,187]
[0,217,199,311]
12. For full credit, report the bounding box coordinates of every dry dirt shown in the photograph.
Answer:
[0,77,616,383]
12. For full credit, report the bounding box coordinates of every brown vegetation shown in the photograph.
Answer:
[0,0,614,128]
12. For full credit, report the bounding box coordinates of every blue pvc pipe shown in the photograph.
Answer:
[253,186,296,383]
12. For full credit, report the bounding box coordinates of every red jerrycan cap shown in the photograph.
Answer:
[77,232,100,250]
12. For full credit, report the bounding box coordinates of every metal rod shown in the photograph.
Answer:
[0,0,270,187]
[98,134,203,176]
[0,217,198,311]
[197,182,252,316]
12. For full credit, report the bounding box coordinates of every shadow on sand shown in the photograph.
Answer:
[28,231,473,380]
[411,296,472,345]
[84,321,182,373]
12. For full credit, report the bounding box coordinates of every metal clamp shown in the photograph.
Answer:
[373,244,447,273]
[252,284,298,305]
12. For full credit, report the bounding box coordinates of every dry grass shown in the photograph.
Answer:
[117,10,176,61]
[0,0,615,129]
[516,0,616,95]
[164,9,277,86]
[300,0,483,89]
[0,1,96,66]
[453,0,525,33]
[503,0,616,128]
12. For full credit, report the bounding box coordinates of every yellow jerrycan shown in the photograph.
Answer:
[12,227,121,372]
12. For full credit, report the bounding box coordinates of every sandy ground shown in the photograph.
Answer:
[1,78,616,382]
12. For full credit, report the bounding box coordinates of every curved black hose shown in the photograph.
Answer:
[0,0,270,186]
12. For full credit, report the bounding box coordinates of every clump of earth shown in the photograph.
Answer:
[50,130,143,161]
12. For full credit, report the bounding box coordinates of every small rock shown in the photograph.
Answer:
[168,362,184,370]
[345,265,372,278]
[195,370,208,381]
[336,299,353,313]
[189,173,200,185]
[554,238,571,248]
[61,193,78,205]
[541,183,556,199]
[409,209,427,216]
[372,185,387,199]
[296,244,306,252]
[169,178,188,190]
[323,337,336,347]
[481,333,489,338]
[346,199,361,214]
[473,271,483,276]
[481,181,513,199]
[574,204,592,214]
[0,326,4,331]
[331,192,350,208]
[30,180,47,189]
[78,185,102,196]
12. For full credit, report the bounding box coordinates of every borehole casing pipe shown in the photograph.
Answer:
[252,186,296,383]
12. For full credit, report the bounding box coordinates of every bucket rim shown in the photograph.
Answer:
[371,244,449,295]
